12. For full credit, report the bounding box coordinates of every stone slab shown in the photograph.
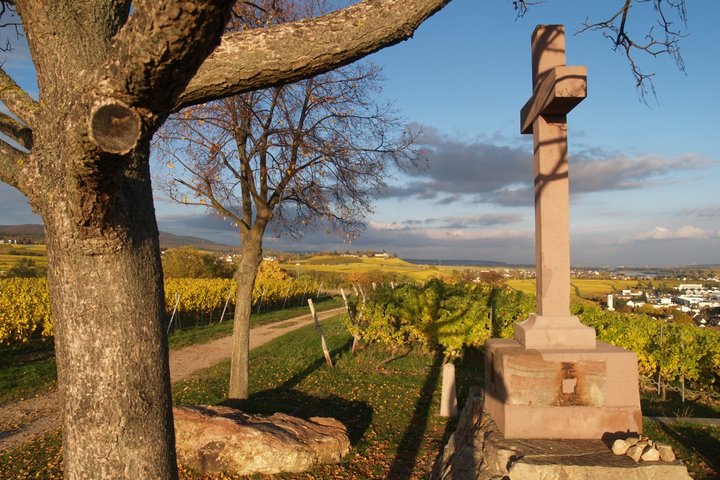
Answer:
[504,437,692,480]
[485,338,642,439]
[515,314,597,349]
[432,388,692,480]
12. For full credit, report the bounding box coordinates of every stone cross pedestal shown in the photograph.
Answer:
[484,25,642,439]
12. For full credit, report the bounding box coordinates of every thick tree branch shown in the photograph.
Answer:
[0,112,33,150]
[0,138,30,190]
[90,0,233,146]
[0,68,39,127]
[175,0,451,110]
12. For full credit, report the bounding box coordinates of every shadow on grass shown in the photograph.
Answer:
[277,337,354,391]
[386,351,444,479]
[655,421,720,477]
[224,389,373,446]
[222,338,373,444]
[640,387,720,418]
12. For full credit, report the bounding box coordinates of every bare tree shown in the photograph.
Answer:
[0,1,449,478]
[156,1,422,400]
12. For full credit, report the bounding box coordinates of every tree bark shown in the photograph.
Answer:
[228,229,265,400]
[45,142,177,480]
[176,0,452,109]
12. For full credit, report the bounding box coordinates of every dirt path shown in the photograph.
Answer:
[0,307,345,452]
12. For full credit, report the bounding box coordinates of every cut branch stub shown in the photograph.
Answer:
[89,100,141,154]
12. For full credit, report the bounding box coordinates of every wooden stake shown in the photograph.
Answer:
[219,291,232,323]
[166,293,181,335]
[308,299,334,368]
[341,288,361,354]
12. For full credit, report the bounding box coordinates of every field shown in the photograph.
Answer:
[284,255,490,282]
[286,255,647,300]
[0,244,47,272]
[508,278,639,299]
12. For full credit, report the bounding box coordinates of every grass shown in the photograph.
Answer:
[0,296,343,405]
[1,316,483,479]
[642,418,720,479]
[0,340,56,404]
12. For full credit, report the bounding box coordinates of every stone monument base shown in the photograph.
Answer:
[484,338,642,439]
[432,387,691,480]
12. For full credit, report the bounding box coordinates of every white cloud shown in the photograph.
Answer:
[632,225,710,241]
[423,228,531,241]
[368,221,409,231]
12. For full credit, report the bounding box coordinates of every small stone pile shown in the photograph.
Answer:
[611,435,676,463]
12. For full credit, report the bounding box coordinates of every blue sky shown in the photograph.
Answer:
[1,1,719,266]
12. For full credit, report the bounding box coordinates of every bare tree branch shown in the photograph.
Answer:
[175,0,451,110]
[0,67,39,126]
[577,0,688,102]
[0,137,30,189]
[516,0,687,103]
[0,1,22,53]
[0,111,33,150]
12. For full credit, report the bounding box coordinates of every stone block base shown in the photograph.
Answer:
[515,314,597,349]
[484,338,642,439]
[431,388,691,480]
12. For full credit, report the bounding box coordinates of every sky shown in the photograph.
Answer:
[1,1,719,266]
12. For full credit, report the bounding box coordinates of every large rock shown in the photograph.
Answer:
[174,405,350,475]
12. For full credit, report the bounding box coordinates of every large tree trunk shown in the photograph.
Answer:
[44,141,177,480]
[228,229,265,399]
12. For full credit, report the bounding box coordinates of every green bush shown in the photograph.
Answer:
[346,279,533,359]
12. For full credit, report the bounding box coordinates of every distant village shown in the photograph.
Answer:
[606,284,720,328]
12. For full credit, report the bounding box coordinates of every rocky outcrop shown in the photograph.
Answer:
[174,405,350,475]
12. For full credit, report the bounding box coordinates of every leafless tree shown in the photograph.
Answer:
[0,1,448,478]
[156,0,423,400]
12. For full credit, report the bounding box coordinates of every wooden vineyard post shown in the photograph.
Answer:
[219,291,232,323]
[341,288,361,354]
[308,299,334,368]
[440,362,458,417]
[166,293,181,335]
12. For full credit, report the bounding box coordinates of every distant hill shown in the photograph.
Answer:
[0,224,45,243]
[403,258,511,267]
[0,224,236,252]
[158,231,237,252]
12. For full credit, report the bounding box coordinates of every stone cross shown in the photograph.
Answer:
[515,25,595,349]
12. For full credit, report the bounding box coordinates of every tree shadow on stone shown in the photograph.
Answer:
[386,351,444,479]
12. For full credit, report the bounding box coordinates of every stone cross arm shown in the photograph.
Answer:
[520,65,587,134]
